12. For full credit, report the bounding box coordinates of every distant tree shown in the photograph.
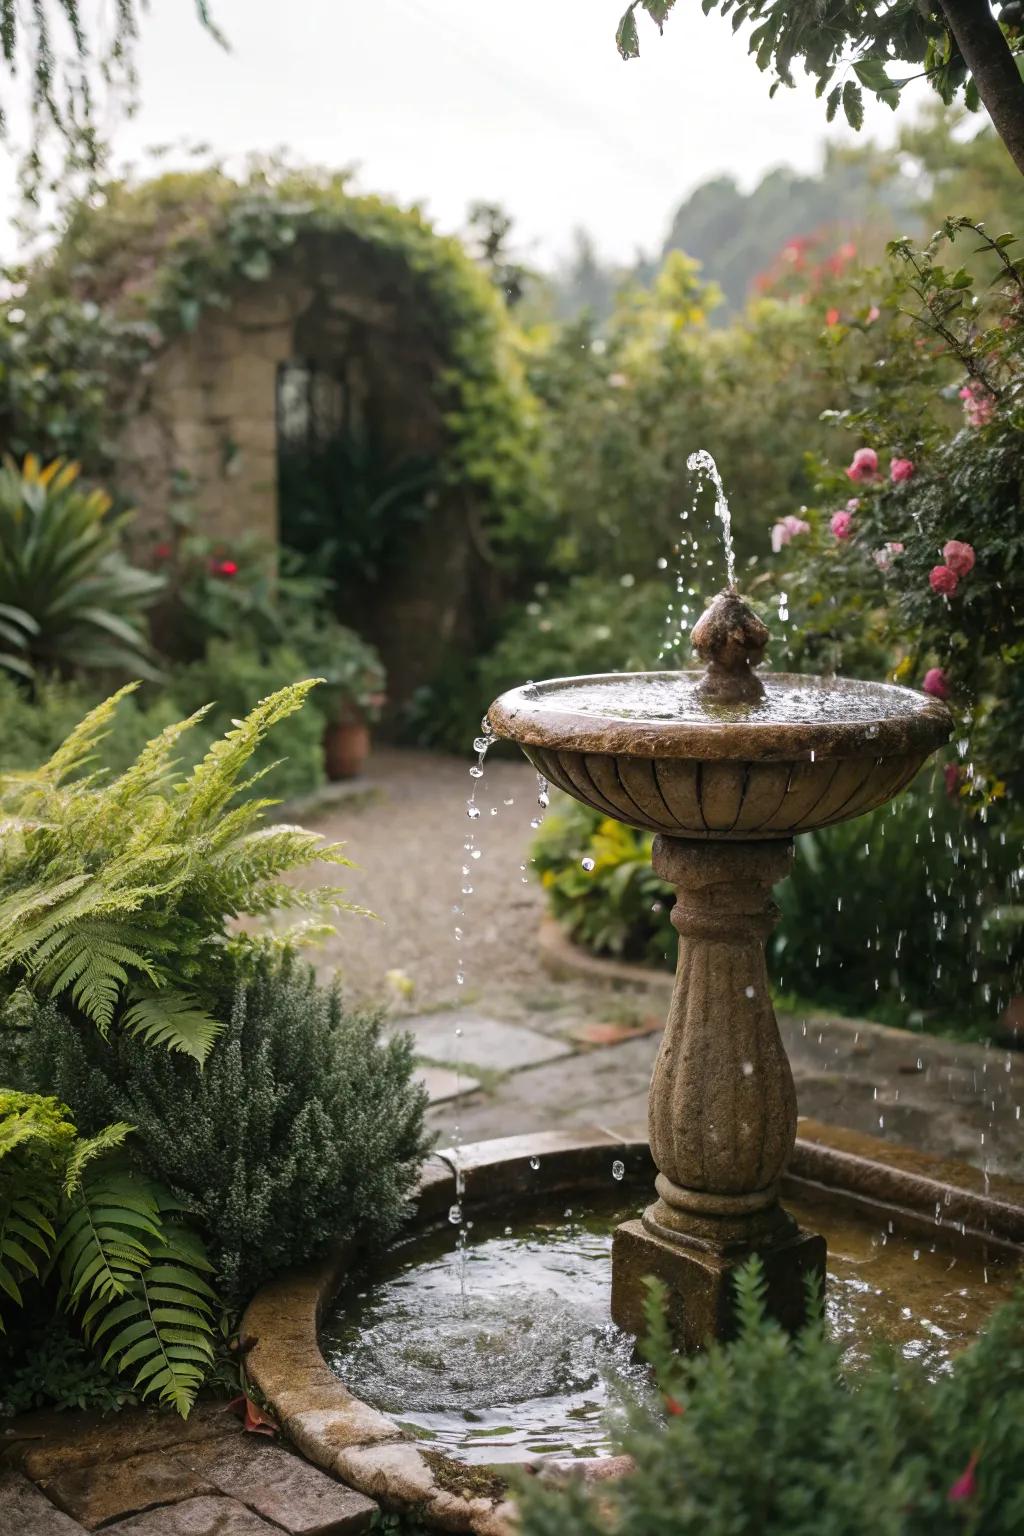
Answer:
[2,1,222,194]
[466,201,532,307]
[616,1,1024,179]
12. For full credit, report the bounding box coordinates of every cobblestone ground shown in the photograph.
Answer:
[4,747,1019,1533]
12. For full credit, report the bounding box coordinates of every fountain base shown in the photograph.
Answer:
[610,1215,826,1350]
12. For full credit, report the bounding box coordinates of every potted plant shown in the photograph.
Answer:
[303,619,387,779]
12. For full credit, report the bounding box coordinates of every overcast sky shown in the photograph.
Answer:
[12,0,927,266]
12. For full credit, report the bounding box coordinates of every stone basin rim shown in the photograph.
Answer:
[241,1123,1024,1536]
[488,671,952,762]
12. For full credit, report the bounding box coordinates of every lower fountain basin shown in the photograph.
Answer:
[242,1124,1024,1534]
[488,672,951,839]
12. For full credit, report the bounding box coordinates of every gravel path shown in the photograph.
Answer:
[292,748,549,1007]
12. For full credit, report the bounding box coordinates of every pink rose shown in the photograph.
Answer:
[770,514,810,553]
[923,667,950,700]
[846,498,860,512]
[866,305,880,324]
[890,457,915,483]
[959,382,995,428]
[929,565,959,596]
[845,447,880,484]
[872,542,904,572]
[830,510,854,539]
[942,539,975,577]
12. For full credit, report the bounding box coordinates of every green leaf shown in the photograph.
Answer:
[616,5,640,59]
[842,80,864,130]
[121,989,222,1063]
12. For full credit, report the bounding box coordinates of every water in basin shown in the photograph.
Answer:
[321,1190,1017,1465]
[515,672,934,728]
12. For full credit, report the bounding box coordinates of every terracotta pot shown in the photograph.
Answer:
[324,718,371,781]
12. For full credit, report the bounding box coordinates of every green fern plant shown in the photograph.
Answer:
[0,680,353,1061]
[0,1090,216,1416]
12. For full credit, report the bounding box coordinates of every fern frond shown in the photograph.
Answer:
[107,704,213,802]
[90,1222,216,1418]
[62,1122,134,1196]
[56,1181,160,1307]
[26,684,140,789]
[175,681,322,828]
[121,988,222,1062]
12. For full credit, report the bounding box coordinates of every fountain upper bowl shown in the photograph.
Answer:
[488,670,951,840]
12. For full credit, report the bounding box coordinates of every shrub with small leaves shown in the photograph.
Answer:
[518,1259,1024,1536]
[22,948,432,1302]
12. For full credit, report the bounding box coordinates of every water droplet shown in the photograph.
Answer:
[471,848,482,860]
[489,806,498,816]
[529,1157,540,1171]
[581,856,596,872]
[744,985,755,998]
[612,1160,625,1181]
[461,885,473,895]
[741,1061,754,1076]
[454,926,463,940]
[503,796,514,806]
[469,765,483,779]
[537,790,550,809]
[448,1204,462,1224]
[503,1225,513,1236]
[467,805,481,820]
[530,817,542,829]
[455,971,465,985]
[473,736,490,753]
[564,1208,573,1219]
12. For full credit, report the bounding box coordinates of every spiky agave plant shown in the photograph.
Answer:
[0,679,354,1062]
[0,455,163,681]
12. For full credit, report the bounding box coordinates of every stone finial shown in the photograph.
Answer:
[691,589,769,705]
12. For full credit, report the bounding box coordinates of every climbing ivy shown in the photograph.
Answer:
[4,165,546,562]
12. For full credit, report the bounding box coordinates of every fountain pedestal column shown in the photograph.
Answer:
[611,835,826,1351]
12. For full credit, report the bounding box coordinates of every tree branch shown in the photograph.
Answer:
[938,0,1024,176]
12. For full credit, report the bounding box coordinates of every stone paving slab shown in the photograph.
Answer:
[0,1470,87,1535]
[406,1012,573,1074]
[428,1008,1023,1181]
[106,1494,275,1534]
[185,1437,377,1534]
[7,1403,237,1482]
[44,1448,214,1530]
[416,1063,481,1103]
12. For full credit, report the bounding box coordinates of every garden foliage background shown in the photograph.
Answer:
[0,110,1020,1039]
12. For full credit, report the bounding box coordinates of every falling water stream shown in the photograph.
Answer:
[410,447,1023,1463]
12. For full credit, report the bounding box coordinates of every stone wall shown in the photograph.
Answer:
[116,234,488,715]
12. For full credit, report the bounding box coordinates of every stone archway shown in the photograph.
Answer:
[117,231,491,717]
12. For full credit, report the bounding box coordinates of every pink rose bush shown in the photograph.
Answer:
[845,447,879,483]
[770,514,810,553]
[929,564,959,596]
[923,667,950,699]
[959,381,995,428]
[942,539,975,577]
[872,541,904,572]
[830,509,854,539]
[890,457,915,483]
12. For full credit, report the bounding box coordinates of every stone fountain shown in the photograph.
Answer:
[486,588,952,1349]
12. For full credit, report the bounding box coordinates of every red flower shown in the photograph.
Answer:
[948,1451,979,1503]
[825,307,840,327]
[664,1395,685,1417]
[929,565,958,597]
[153,541,173,561]
[216,559,239,577]
[942,540,975,578]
